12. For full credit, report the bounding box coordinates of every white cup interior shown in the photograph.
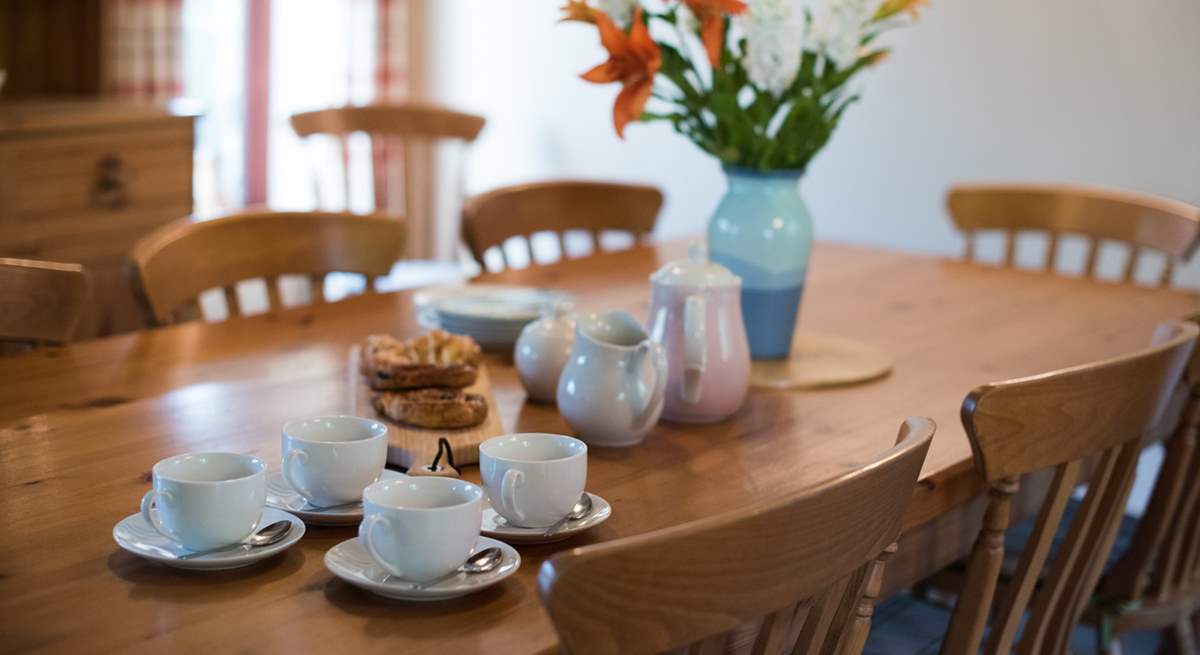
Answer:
[481,433,587,463]
[155,452,265,483]
[283,416,387,444]
[364,477,481,509]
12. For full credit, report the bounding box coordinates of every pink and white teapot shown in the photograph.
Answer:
[647,244,750,423]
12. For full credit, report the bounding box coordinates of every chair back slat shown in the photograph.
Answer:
[1160,259,1175,286]
[539,418,934,655]
[1151,454,1200,598]
[0,257,90,347]
[940,320,1197,655]
[132,210,405,324]
[462,180,663,273]
[1018,441,1141,655]
[982,461,1081,654]
[309,274,327,304]
[222,286,241,317]
[948,184,1200,285]
[1043,231,1059,271]
[265,276,284,311]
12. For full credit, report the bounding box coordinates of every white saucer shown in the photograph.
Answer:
[113,506,306,571]
[481,492,611,544]
[265,469,406,525]
[324,536,520,601]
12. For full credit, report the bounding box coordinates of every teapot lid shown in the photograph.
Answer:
[651,243,741,288]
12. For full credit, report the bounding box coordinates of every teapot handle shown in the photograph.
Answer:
[682,294,706,404]
[628,339,667,433]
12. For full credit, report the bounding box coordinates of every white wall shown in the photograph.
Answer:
[428,0,1200,278]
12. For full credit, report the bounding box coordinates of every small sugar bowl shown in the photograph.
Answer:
[514,307,575,403]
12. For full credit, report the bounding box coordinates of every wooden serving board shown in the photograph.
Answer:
[348,346,504,472]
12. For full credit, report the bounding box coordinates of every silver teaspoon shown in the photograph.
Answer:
[178,520,292,560]
[413,547,504,590]
[542,493,594,537]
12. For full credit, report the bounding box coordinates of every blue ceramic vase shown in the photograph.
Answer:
[707,166,812,360]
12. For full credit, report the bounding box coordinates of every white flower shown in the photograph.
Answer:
[809,0,881,69]
[593,0,639,27]
[738,0,804,95]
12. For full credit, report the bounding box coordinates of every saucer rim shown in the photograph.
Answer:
[323,535,520,600]
[113,506,306,568]
[481,491,611,543]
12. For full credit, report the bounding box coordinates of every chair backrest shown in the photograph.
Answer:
[0,257,90,347]
[940,320,1198,655]
[946,183,1200,286]
[538,417,935,655]
[1098,313,1200,618]
[131,210,406,324]
[290,102,484,260]
[461,180,663,272]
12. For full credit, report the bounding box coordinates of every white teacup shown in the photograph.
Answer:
[139,452,267,550]
[281,416,388,508]
[359,476,483,582]
[479,433,587,528]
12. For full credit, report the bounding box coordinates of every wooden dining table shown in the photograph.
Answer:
[0,240,1193,654]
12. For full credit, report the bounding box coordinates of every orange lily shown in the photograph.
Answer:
[559,0,597,24]
[682,0,747,68]
[580,9,662,138]
[874,0,929,21]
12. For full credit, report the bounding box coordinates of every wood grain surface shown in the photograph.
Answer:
[0,241,1193,654]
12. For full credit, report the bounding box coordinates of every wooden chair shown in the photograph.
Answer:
[0,257,90,349]
[947,183,1200,286]
[1088,313,1200,654]
[131,210,405,324]
[290,102,484,260]
[538,417,936,655]
[461,180,663,272]
[939,320,1198,655]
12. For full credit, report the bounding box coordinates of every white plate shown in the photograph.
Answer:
[413,284,572,313]
[415,285,571,331]
[481,492,611,544]
[325,536,520,601]
[265,468,406,526]
[113,506,306,571]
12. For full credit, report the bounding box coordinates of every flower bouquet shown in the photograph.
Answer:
[562,0,926,359]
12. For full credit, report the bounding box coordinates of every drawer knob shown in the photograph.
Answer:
[93,154,129,210]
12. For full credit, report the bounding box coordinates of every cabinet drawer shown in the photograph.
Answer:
[10,123,193,216]
[0,120,194,268]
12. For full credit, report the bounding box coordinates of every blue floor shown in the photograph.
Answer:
[864,590,1164,654]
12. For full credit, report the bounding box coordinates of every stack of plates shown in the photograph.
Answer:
[414,285,572,351]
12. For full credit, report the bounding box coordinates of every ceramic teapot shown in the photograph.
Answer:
[556,311,667,447]
[647,243,750,423]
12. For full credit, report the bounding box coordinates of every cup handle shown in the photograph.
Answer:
[362,514,404,578]
[501,469,526,525]
[682,293,706,404]
[139,489,175,541]
[282,449,314,504]
[628,339,668,433]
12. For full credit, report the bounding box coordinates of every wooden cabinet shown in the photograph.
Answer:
[0,100,195,338]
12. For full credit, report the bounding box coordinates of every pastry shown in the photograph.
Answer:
[361,330,481,390]
[372,388,489,429]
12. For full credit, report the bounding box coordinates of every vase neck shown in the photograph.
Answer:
[723,166,803,192]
